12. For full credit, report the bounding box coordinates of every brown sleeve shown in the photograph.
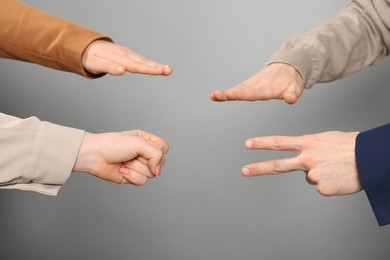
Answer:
[0,0,113,78]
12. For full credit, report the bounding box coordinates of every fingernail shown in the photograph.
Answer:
[156,165,161,176]
[242,167,250,176]
[245,140,253,148]
[116,66,124,73]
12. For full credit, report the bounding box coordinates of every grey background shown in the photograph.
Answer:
[1,0,390,259]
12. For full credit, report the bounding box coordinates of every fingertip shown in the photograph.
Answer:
[155,165,161,176]
[114,66,125,75]
[245,140,254,148]
[163,65,173,76]
[210,90,226,102]
[209,91,217,101]
[283,93,298,105]
[242,166,251,176]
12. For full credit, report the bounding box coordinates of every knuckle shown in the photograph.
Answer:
[295,155,307,170]
[306,171,315,182]
[305,175,315,185]
[299,153,315,169]
[164,144,169,153]
[271,136,283,150]
[156,150,163,159]
[316,184,333,197]
[272,160,284,174]
[306,171,314,182]
[157,139,169,153]
[306,169,321,183]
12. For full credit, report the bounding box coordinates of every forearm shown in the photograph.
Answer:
[0,113,84,196]
[267,0,390,88]
[0,0,112,78]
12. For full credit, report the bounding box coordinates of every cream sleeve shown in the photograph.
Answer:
[0,113,85,196]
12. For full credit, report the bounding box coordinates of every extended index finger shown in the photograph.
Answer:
[245,135,303,152]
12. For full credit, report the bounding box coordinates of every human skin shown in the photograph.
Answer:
[73,130,169,186]
[82,40,173,77]
[210,63,303,105]
[210,63,363,196]
[76,41,172,186]
[242,131,363,196]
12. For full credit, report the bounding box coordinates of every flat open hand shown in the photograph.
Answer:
[82,40,172,76]
[210,63,304,104]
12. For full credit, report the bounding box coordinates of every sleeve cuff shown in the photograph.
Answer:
[265,36,324,89]
[356,123,390,226]
[17,121,84,196]
[79,36,114,79]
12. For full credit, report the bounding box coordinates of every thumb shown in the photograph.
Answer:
[84,56,125,76]
[282,83,302,104]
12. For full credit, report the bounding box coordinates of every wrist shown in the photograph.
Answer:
[73,132,100,173]
[82,39,112,76]
[268,62,303,80]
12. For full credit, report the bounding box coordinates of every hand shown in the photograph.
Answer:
[242,131,363,196]
[210,63,304,104]
[73,130,169,186]
[82,40,173,76]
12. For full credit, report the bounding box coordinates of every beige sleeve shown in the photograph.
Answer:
[0,0,113,78]
[267,0,390,88]
[0,113,85,196]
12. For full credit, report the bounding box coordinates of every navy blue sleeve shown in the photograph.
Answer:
[356,123,390,226]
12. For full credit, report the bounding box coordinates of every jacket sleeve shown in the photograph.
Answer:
[356,124,390,226]
[0,0,113,78]
[267,0,390,88]
[0,113,85,196]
